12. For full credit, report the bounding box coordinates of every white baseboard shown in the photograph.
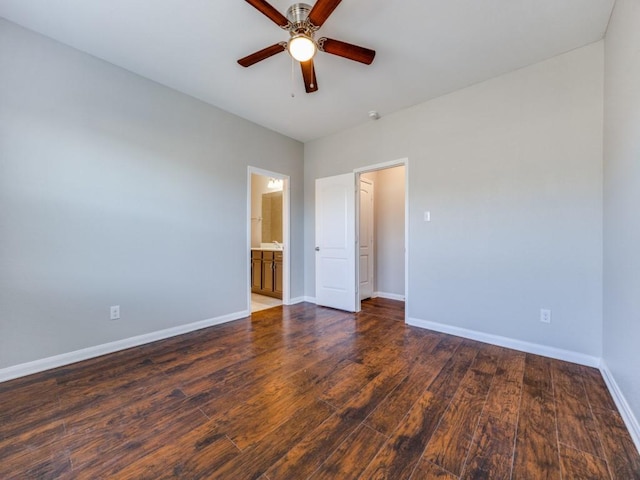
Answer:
[0,309,250,383]
[302,296,317,304]
[287,296,306,305]
[406,317,601,368]
[600,361,640,452]
[373,291,406,301]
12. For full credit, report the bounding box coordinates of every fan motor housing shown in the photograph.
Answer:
[286,3,312,25]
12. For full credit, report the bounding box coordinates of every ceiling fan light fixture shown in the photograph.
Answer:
[239,0,376,93]
[288,34,316,62]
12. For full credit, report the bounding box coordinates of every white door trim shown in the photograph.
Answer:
[247,167,291,309]
[354,158,409,320]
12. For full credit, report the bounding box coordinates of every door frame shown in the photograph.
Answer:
[247,166,291,310]
[354,158,409,317]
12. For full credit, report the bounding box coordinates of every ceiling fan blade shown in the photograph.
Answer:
[307,0,342,27]
[245,0,289,27]
[300,59,318,93]
[319,37,376,65]
[238,43,286,67]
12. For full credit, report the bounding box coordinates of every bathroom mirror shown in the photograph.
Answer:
[261,191,283,243]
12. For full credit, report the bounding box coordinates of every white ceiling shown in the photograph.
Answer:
[0,0,614,142]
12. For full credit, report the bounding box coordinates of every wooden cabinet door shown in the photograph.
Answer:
[274,253,283,295]
[251,259,262,291]
[262,251,274,293]
[262,260,274,292]
[251,251,262,292]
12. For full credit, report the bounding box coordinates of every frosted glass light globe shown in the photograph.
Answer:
[288,35,316,62]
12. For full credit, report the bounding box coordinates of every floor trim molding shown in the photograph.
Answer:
[373,291,406,301]
[600,361,640,452]
[0,310,250,383]
[406,317,601,368]
[287,296,306,305]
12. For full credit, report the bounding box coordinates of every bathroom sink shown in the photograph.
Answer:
[254,242,283,251]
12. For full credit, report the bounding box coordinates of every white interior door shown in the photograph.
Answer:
[315,173,356,311]
[359,177,374,300]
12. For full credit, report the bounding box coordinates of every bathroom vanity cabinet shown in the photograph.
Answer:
[251,249,283,299]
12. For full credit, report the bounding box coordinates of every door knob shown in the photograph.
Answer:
[315,246,320,251]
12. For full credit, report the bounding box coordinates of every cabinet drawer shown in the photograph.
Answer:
[262,251,274,260]
[251,250,262,260]
[274,252,283,262]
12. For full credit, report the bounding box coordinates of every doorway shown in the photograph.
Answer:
[247,167,290,313]
[358,165,406,307]
[314,159,408,316]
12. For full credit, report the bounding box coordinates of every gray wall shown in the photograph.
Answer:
[603,0,640,424]
[305,42,604,357]
[0,19,304,369]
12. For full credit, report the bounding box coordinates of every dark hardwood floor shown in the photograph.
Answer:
[1,299,639,479]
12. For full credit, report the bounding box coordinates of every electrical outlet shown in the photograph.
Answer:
[110,305,120,320]
[540,308,551,324]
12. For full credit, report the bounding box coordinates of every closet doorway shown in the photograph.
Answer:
[357,163,406,308]
[314,159,407,315]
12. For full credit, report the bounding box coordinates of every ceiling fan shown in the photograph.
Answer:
[238,0,376,93]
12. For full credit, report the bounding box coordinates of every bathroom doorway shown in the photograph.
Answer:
[247,167,289,313]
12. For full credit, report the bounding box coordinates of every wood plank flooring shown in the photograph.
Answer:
[1,299,639,479]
